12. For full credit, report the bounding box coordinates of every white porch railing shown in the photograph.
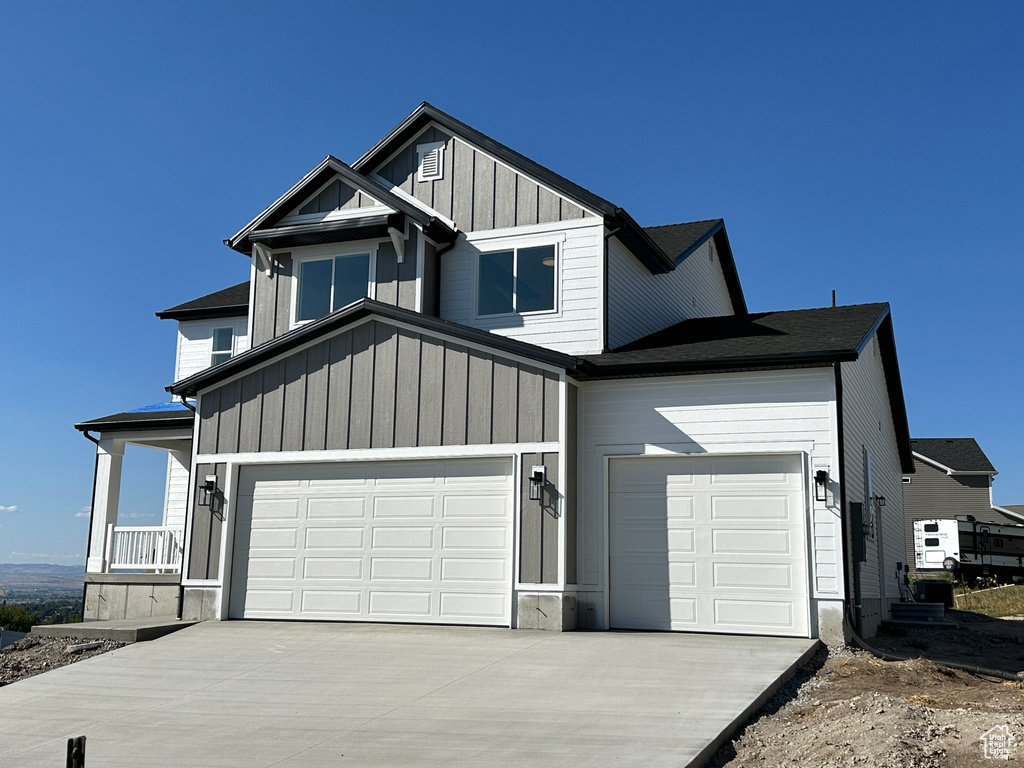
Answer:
[105,524,184,572]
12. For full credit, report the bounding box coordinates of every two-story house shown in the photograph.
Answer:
[76,103,913,645]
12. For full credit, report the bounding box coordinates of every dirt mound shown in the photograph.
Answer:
[0,634,124,687]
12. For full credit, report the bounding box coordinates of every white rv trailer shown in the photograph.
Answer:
[914,518,1024,581]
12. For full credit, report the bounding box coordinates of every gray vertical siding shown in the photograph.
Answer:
[375,127,593,232]
[519,452,560,585]
[565,383,578,585]
[187,462,226,580]
[374,230,420,311]
[297,179,374,216]
[251,252,293,347]
[421,240,438,316]
[197,319,561,454]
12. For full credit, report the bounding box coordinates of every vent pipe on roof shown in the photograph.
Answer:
[832,290,836,308]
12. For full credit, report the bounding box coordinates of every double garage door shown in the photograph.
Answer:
[229,458,513,626]
[609,454,810,637]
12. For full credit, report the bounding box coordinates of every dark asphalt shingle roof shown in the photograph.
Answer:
[577,303,888,376]
[75,403,193,433]
[911,438,996,473]
[156,282,249,320]
[644,220,722,259]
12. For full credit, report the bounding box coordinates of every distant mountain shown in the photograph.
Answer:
[0,564,85,598]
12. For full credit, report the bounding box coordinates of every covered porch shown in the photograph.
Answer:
[75,403,195,620]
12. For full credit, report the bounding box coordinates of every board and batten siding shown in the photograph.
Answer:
[606,236,735,349]
[290,177,377,217]
[196,319,560,456]
[840,334,905,633]
[374,126,595,233]
[578,369,840,627]
[519,452,560,585]
[186,462,226,581]
[903,460,996,572]
[250,232,423,347]
[439,219,605,355]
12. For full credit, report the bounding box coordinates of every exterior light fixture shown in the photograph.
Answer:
[874,495,886,508]
[198,475,218,507]
[814,469,829,502]
[529,466,546,501]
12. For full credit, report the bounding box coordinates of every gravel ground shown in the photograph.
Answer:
[0,634,125,687]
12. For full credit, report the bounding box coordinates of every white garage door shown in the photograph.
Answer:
[230,458,514,626]
[609,454,809,637]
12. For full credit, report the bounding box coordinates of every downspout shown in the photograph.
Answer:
[81,430,100,446]
[834,361,863,637]
[432,236,459,318]
[602,226,622,353]
[178,398,197,414]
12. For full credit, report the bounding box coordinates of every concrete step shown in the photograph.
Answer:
[31,618,197,643]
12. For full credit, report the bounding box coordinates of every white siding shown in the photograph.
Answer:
[174,317,250,380]
[606,236,735,349]
[840,334,904,631]
[439,218,604,355]
[578,369,843,630]
[162,452,190,529]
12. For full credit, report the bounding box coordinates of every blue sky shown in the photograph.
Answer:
[0,2,1020,564]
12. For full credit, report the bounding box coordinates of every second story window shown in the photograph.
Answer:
[211,327,234,366]
[296,252,372,322]
[477,244,557,317]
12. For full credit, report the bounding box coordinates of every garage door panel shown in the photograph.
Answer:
[307,497,365,518]
[303,557,362,580]
[714,599,795,630]
[369,557,433,581]
[711,496,790,520]
[372,496,434,518]
[232,458,513,626]
[713,562,793,589]
[712,529,792,555]
[307,527,364,549]
[440,557,507,582]
[609,454,809,638]
[300,590,361,614]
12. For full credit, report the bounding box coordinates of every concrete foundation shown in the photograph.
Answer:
[181,587,219,622]
[83,573,180,621]
[516,593,576,631]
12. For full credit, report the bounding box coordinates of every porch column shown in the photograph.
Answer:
[86,438,124,573]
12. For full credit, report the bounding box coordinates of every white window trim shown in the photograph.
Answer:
[474,239,561,320]
[290,242,379,328]
[416,141,445,182]
[211,326,234,367]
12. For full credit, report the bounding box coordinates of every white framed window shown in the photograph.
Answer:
[293,245,376,324]
[211,327,234,366]
[476,242,558,317]
[417,141,445,182]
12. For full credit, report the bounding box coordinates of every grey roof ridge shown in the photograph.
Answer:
[351,102,676,274]
[224,155,455,254]
[169,299,582,398]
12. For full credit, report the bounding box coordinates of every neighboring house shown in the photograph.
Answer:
[903,438,1024,571]
[75,103,914,645]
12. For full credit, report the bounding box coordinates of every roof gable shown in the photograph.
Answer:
[284,176,387,220]
[911,438,997,474]
[353,102,676,274]
[225,156,455,255]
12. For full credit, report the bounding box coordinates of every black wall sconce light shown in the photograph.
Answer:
[529,465,546,501]
[873,494,886,509]
[814,469,829,502]
[198,474,218,507]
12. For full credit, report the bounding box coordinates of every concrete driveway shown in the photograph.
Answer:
[0,622,817,767]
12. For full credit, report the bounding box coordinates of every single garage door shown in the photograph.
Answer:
[609,454,809,637]
[229,457,513,626]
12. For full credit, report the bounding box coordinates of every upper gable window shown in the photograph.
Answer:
[211,327,234,366]
[417,141,445,182]
[477,244,557,317]
[295,251,372,323]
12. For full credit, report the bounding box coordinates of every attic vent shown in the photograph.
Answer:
[417,141,445,182]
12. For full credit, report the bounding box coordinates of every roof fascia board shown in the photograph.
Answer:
[367,172,458,231]
[575,351,855,380]
[853,304,891,355]
[673,219,723,264]
[711,227,748,315]
[993,505,1024,523]
[155,306,248,321]
[912,451,995,476]
[170,299,579,397]
[610,209,675,274]
[73,419,193,435]
[874,314,915,473]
